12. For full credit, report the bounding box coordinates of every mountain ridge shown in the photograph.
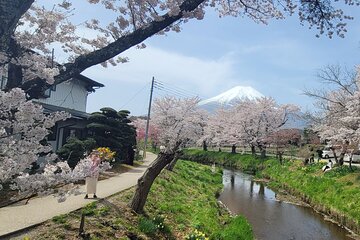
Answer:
[199,86,264,112]
[199,86,264,106]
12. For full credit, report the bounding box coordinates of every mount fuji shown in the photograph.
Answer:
[199,86,264,112]
[199,86,307,129]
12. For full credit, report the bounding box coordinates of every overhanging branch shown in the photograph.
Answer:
[53,0,205,86]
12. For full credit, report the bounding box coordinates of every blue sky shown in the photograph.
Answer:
[83,5,360,115]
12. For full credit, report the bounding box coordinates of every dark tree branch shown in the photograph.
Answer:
[0,0,34,52]
[52,0,206,87]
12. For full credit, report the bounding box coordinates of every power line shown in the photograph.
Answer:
[156,80,202,98]
[153,80,203,99]
[155,81,199,98]
[154,85,191,98]
[119,82,150,109]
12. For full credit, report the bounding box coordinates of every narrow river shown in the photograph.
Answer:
[218,169,353,240]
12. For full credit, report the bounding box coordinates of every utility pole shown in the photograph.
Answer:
[51,48,54,68]
[143,77,155,158]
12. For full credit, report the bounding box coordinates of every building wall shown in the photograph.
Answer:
[36,78,88,112]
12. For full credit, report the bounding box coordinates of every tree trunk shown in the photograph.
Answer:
[231,144,236,154]
[339,152,345,166]
[259,145,266,159]
[349,155,353,171]
[251,146,256,155]
[261,149,266,159]
[166,151,180,171]
[278,151,283,165]
[338,142,348,166]
[129,152,175,213]
[202,141,207,151]
[5,62,23,90]
[332,148,339,164]
[0,0,34,54]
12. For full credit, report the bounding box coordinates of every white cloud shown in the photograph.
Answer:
[83,45,251,115]
[84,45,238,98]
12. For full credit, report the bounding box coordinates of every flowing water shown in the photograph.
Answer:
[218,169,354,240]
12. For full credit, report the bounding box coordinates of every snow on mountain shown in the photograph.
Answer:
[199,86,264,111]
[199,86,307,129]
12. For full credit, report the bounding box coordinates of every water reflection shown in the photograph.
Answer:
[219,169,353,240]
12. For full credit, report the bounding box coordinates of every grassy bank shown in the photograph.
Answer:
[261,159,360,234]
[182,149,360,235]
[181,149,265,174]
[20,160,252,240]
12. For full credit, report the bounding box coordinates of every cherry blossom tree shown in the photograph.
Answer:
[202,97,299,156]
[0,88,67,188]
[306,65,360,166]
[130,96,205,213]
[267,128,301,164]
[0,88,111,202]
[233,97,300,157]
[200,107,240,152]
[132,118,159,150]
[1,0,359,97]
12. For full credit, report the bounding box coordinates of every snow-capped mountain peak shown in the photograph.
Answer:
[199,86,264,106]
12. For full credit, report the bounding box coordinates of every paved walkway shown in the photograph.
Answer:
[0,152,157,237]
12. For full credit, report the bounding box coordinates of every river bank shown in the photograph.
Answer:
[219,168,354,240]
[15,160,253,240]
[182,149,360,238]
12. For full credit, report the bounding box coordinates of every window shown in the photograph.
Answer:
[69,129,76,138]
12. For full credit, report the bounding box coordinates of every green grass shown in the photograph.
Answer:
[31,159,253,239]
[212,216,253,240]
[181,149,265,173]
[138,217,157,236]
[260,159,360,226]
[52,214,68,224]
[145,160,253,239]
[182,149,360,234]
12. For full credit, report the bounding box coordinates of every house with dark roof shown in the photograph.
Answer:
[33,75,104,151]
[0,55,104,153]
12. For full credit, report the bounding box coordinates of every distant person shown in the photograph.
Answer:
[322,159,333,172]
[316,149,323,162]
[160,145,166,153]
[85,150,101,199]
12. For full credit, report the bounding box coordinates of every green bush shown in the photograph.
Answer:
[138,217,157,236]
[57,137,96,168]
[95,206,110,216]
[52,214,67,224]
[82,202,97,216]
